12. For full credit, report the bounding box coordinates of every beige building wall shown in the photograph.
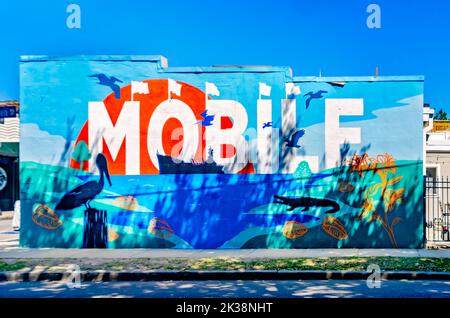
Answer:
[427,152,450,179]
[0,117,19,142]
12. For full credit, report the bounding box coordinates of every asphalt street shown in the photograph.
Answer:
[0,280,449,298]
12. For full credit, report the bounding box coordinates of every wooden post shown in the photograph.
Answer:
[83,208,108,248]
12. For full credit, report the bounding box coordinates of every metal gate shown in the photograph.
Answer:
[425,177,450,242]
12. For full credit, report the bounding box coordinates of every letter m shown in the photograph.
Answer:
[88,101,140,175]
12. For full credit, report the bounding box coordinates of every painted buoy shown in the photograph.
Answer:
[32,204,63,230]
[321,216,348,240]
[282,221,308,239]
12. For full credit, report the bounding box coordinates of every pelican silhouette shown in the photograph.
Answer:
[284,129,305,148]
[89,74,123,99]
[304,90,328,109]
[56,154,112,210]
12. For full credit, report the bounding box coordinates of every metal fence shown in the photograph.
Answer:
[425,177,450,242]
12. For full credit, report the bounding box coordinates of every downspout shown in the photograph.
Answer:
[423,110,433,248]
[423,112,433,175]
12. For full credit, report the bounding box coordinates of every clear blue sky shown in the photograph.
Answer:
[1,0,449,111]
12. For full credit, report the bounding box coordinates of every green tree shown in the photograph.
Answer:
[71,141,91,170]
[435,108,448,120]
[294,161,312,178]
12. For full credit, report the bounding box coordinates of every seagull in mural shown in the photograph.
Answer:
[89,74,123,99]
[284,129,305,148]
[55,153,112,210]
[196,110,215,126]
[262,121,272,129]
[304,90,328,109]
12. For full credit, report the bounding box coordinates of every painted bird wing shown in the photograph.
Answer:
[68,180,98,195]
[89,74,107,81]
[200,110,208,119]
[305,96,313,109]
[110,76,123,83]
[203,115,215,125]
[55,181,99,210]
[318,90,328,95]
[111,83,121,99]
[292,129,305,144]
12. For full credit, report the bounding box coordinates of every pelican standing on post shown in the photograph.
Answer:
[56,154,112,210]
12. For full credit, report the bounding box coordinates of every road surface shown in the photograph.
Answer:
[0,280,449,298]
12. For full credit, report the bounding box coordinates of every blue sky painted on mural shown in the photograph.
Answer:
[20,54,423,172]
[0,0,449,111]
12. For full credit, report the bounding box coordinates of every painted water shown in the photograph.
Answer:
[20,159,423,249]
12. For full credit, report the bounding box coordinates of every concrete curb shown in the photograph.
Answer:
[0,270,449,282]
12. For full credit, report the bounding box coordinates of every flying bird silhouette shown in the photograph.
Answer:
[196,110,215,126]
[89,74,123,99]
[304,90,328,109]
[55,153,112,210]
[262,122,272,129]
[284,129,305,148]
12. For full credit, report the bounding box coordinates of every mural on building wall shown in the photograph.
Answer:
[19,56,424,249]
[0,167,6,191]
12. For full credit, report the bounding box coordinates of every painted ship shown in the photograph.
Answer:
[157,148,224,174]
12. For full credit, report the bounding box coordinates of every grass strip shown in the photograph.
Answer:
[0,257,449,272]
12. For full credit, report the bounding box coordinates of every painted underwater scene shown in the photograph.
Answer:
[20,154,423,249]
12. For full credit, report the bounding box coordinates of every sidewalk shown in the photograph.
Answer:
[0,216,19,250]
[0,247,449,259]
[1,219,450,259]
[0,211,13,220]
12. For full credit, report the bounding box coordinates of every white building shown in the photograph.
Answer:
[423,105,450,243]
[423,105,450,180]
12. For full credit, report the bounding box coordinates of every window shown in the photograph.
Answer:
[426,164,441,196]
[426,167,438,181]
